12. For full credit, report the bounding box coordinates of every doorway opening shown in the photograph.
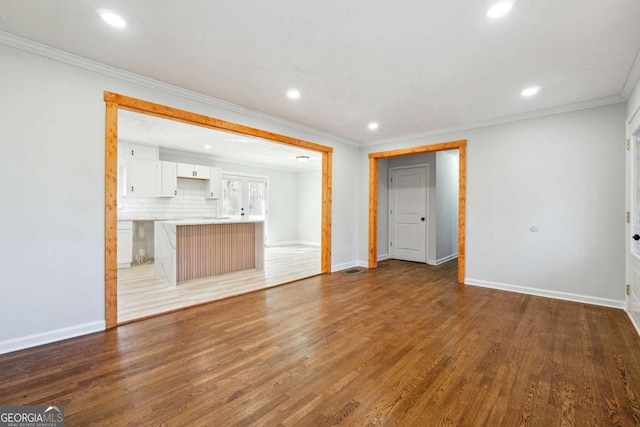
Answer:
[368,140,467,283]
[105,92,333,328]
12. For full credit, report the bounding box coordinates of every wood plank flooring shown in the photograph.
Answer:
[3,260,640,426]
[118,244,321,323]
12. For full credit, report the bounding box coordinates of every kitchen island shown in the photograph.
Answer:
[154,219,264,286]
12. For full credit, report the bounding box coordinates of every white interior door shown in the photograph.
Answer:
[628,133,640,328]
[389,166,427,263]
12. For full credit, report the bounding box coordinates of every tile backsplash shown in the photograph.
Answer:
[118,178,218,220]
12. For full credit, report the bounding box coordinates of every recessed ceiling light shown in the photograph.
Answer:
[287,89,301,99]
[296,156,309,163]
[487,1,513,18]
[204,144,212,149]
[368,122,379,130]
[521,86,542,97]
[98,9,127,28]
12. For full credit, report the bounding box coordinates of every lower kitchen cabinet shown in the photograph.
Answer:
[117,221,133,269]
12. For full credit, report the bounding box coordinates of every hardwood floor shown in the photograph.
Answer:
[118,244,321,323]
[3,260,640,426]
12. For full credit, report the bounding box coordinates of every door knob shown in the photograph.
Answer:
[633,234,640,241]
[421,217,425,222]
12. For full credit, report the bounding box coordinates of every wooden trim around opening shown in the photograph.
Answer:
[105,102,118,328]
[104,92,333,328]
[368,140,467,284]
[321,151,333,273]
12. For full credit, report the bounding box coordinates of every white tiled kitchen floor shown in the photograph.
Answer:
[117,245,321,323]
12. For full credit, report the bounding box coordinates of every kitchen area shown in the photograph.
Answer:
[116,110,322,323]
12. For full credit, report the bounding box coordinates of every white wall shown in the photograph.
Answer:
[376,159,389,260]
[0,42,359,353]
[361,103,626,307]
[296,170,322,246]
[435,150,459,263]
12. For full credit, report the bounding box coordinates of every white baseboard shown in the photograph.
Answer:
[465,278,625,309]
[0,321,105,355]
[429,253,458,266]
[331,261,360,272]
[268,240,321,247]
[352,255,388,268]
[297,241,321,247]
[626,292,640,337]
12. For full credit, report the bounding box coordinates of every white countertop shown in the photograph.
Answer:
[159,218,264,225]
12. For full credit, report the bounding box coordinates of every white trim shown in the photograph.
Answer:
[628,310,640,338]
[428,253,459,266]
[332,261,360,272]
[268,240,320,247]
[626,290,640,337]
[0,321,105,355]
[377,253,389,262]
[297,241,321,247]
[465,278,625,309]
[628,100,640,128]
[623,45,640,99]
[0,31,358,148]
[364,97,625,147]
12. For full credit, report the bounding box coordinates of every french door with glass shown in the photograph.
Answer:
[222,174,268,222]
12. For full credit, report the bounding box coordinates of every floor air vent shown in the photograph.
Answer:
[343,268,365,275]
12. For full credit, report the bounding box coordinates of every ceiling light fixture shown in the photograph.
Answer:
[368,122,379,130]
[296,156,309,163]
[521,86,542,97]
[98,9,127,28]
[287,89,301,99]
[487,1,513,18]
[204,144,212,149]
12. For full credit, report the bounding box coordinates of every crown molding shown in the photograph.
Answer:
[363,95,626,147]
[623,45,640,99]
[0,31,358,148]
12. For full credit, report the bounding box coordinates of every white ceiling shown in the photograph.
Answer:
[1,0,639,144]
[118,110,321,171]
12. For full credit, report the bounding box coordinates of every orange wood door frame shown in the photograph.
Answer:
[104,92,333,328]
[368,140,467,283]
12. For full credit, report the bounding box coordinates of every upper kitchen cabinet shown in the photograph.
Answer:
[158,161,178,197]
[125,143,158,197]
[126,143,158,159]
[177,163,210,180]
[206,167,223,199]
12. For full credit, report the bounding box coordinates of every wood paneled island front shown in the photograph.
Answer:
[154,219,264,286]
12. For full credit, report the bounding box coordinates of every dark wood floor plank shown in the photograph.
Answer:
[1,259,639,426]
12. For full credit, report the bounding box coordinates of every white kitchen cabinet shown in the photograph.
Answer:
[158,161,178,197]
[206,167,223,199]
[117,221,133,269]
[126,143,158,159]
[177,163,210,180]
[124,143,158,197]
[125,157,157,197]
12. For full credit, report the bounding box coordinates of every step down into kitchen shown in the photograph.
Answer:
[343,268,365,275]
